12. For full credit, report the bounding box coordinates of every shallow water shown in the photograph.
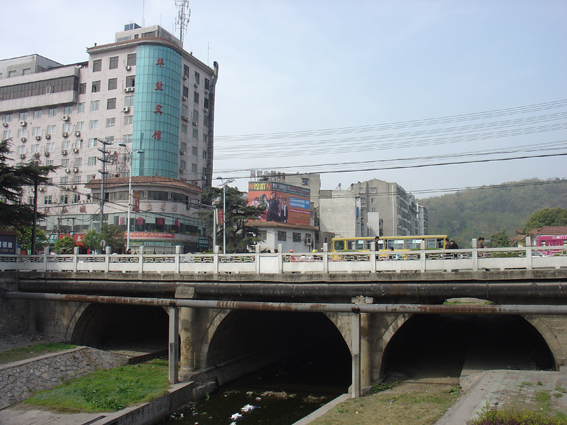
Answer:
[159,349,351,425]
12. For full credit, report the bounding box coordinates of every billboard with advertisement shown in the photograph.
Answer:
[248,182,310,226]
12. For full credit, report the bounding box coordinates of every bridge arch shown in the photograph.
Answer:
[197,309,352,385]
[523,314,566,368]
[70,303,168,349]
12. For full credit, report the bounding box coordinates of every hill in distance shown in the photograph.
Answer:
[418,178,567,247]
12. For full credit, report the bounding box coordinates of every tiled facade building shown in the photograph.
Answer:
[0,23,217,253]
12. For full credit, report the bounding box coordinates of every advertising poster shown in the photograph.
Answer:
[248,182,311,226]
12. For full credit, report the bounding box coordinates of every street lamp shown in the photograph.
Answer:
[119,143,144,252]
[217,177,234,254]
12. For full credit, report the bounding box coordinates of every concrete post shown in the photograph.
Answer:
[139,245,144,273]
[105,246,111,272]
[278,244,283,273]
[73,246,79,272]
[175,245,182,273]
[213,245,219,273]
[370,240,376,273]
[43,246,49,272]
[168,306,179,384]
[472,238,478,272]
[176,286,195,381]
[526,236,533,270]
[255,244,261,274]
[420,240,426,273]
[353,296,372,392]
[322,243,329,274]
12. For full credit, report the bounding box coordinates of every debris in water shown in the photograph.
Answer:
[241,404,256,413]
[230,412,243,420]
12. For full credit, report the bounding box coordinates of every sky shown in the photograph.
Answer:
[2,0,566,199]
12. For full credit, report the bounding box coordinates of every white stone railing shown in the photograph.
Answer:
[1,239,566,274]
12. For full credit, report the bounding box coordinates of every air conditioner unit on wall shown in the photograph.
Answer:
[62,132,69,138]
[20,154,26,159]
[126,65,131,71]
[35,135,41,141]
[44,151,50,157]
[65,168,70,173]
[73,148,79,154]
[179,150,185,155]
[34,152,40,158]
[182,96,187,101]
[75,131,81,137]
[62,115,70,121]
[62,150,68,155]
[192,121,198,126]
[305,238,312,245]
[2,122,8,127]
[20,137,27,142]
[122,107,130,113]
[73,168,79,173]
[181,115,189,122]
[39,187,44,192]
[179,168,185,173]
[45,134,51,139]
[19,120,27,127]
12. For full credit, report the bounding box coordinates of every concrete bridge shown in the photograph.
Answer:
[1,242,567,398]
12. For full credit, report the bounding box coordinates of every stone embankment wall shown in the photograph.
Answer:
[0,346,127,409]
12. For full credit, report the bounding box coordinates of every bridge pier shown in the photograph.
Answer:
[176,287,196,381]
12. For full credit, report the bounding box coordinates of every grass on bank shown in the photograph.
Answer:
[24,359,169,412]
[0,343,76,365]
[308,382,460,425]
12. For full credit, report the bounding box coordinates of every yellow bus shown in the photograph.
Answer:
[332,235,447,252]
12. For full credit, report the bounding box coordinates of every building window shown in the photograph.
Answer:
[62,140,70,150]
[192,110,199,122]
[204,97,209,109]
[32,127,40,136]
[90,100,99,111]
[183,86,189,97]
[202,150,207,159]
[107,98,116,110]
[191,163,197,172]
[44,195,52,205]
[183,65,189,78]
[92,81,101,92]
[46,142,54,151]
[106,118,115,127]
[109,56,119,69]
[64,105,73,115]
[48,108,56,117]
[293,232,302,242]
[123,134,133,144]
[4,113,12,123]
[192,146,197,156]
[192,129,198,139]
[75,139,82,149]
[203,134,208,144]
[278,231,287,242]
[205,78,210,90]
[194,92,199,104]
[76,121,84,131]
[88,138,96,148]
[124,115,133,125]
[61,158,70,168]
[127,53,136,66]
[63,123,72,132]
[47,125,56,134]
[88,157,97,166]
[126,76,135,88]
[18,128,26,138]
[79,83,86,94]
[125,96,134,107]
[181,124,187,134]
[194,71,200,85]
[203,115,209,127]
[16,145,24,154]
[77,103,85,113]
[74,157,82,166]
[108,78,117,90]
[34,110,41,119]
[181,105,188,116]
[31,144,40,153]
[92,59,102,72]
[89,120,98,129]
[180,160,186,170]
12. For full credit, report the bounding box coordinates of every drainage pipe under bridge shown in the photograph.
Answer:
[6,291,567,399]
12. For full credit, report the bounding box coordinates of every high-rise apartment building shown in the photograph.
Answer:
[0,24,218,253]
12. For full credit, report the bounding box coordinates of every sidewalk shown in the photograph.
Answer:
[436,369,567,424]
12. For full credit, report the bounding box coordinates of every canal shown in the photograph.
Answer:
[158,340,352,425]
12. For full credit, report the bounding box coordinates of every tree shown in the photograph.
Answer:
[0,139,57,229]
[523,207,567,232]
[54,235,75,254]
[15,226,48,254]
[490,229,510,248]
[201,185,265,253]
[83,224,125,253]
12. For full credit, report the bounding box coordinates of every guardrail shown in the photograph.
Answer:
[1,243,566,274]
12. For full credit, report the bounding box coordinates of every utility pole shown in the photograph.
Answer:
[97,138,113,230]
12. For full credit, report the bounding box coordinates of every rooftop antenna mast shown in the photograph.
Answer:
[175,0,191,43]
